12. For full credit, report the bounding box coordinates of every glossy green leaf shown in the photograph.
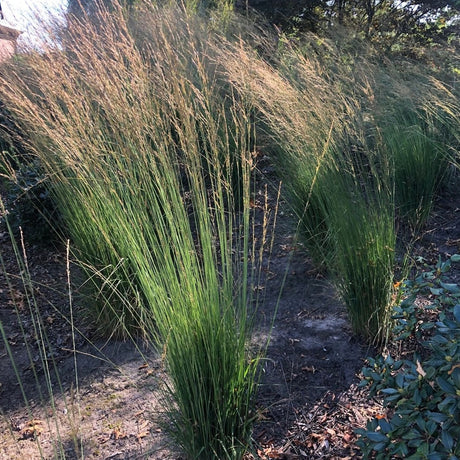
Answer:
[393,442,409,456]
[402,429,422,440]
[427,453,443,460]
[416,416,426,431]
[426,420,437,436]
[427,411,448,423]
[441,429,454,451]
[440,282,460,293]
[451,367,460,388]
[454,304,460,323]
[373,441,388,451]
[381,388,399,394]
[437,376,456,394]
[378,418,392,434]
[366,431,388,443]
[396,373,405,387]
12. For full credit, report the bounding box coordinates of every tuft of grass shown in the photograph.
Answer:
[423,78,460,173]
[220,34,398,342]
[380,106,449,228]
[325,156,396,344]
[220,31,460,344]
[220,37,350,267]
[0,2,269,458]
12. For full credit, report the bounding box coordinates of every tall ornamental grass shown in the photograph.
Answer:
[371,59,459,228]
[0,3,266,458]
[219,35,357,268]
[220,35,397,343]
[423,78,460,173]
[378,105,450,229]
[220,31,460,343]
[325,153,396,343]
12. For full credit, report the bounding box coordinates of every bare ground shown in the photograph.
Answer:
[0,174,459,460]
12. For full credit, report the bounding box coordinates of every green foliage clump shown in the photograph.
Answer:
[221,34,400,343]
[0,3,267,459]
[379,106,450,228]
[329,169,396,344]
[357,254,460,459]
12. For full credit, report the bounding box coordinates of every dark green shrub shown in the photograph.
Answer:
[357,254,460,459]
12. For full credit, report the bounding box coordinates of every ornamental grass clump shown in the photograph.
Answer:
[371,60,459,229]
[423,78,460,173]
[220,35,397,343]
[325,152,396,344]
[219,36,353,268]
[0,3,266,458]
[379,105,449,229]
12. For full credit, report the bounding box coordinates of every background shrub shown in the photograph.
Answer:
[357,254,460,458]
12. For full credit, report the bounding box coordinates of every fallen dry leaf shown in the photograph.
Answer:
[98,434,110,444]
[256,408,271,421]
[136,419,150,440]
[46,316,55,324]
[257,445,284,459]
[137,431,149,441]
[8,289,25,310]
[416,360,426,377]
[20,419,44,439]
[111,427,127,440]
[342,431,354,443]
[301,366,316,373]
[449,363,460,375]
[138,363,155,376]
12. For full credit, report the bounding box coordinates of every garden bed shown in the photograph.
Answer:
[1,174,458,459]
